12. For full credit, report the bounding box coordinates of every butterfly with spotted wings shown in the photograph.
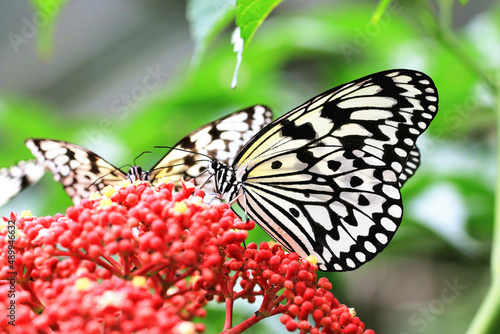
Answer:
[26,105,272,204]
[0,159,45,207]
[208,69,438,272]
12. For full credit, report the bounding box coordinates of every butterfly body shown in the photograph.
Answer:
[212,69,438,272]
[26,105,272,204]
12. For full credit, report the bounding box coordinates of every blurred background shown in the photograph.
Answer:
[1,0,499,333]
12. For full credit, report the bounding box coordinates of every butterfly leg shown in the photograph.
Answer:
[229,192,247,219]
[228,192,249,250]
[242,194,248,223]
[197,170,213,189]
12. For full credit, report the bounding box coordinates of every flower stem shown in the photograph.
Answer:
[465,70,500,334]
[223,314,264,334]
[224,296,234,331]
[20,282,44,313]
[220,270,235,331]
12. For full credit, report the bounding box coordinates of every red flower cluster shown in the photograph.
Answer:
[0,180,375,333]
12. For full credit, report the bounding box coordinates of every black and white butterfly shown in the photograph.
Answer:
[26,105,272,204]
[209,69,438,272]
[0,159,46,207]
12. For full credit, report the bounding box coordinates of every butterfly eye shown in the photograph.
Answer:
[210,161,219,173]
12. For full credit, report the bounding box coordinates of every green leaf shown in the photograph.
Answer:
[232,0,284,88]
[186,0,236,68]
[30,0,68,58]
[236,0,284,47]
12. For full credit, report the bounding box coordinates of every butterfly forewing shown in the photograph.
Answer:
[236,70,437,177]
[24,106,272,205]
[0,159,45,207]
[26,139,128,203]
[150,105,272,193]
[223,69,438,271]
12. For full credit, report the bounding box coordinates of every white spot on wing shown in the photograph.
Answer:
[355,252,366,262]
[337,96,397,109]
[364,241,376,253]
[388,205,402,218]
[45,147,67,160]
[376,233,388,244]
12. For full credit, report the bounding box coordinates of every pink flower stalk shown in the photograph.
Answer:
[0,180,375,333]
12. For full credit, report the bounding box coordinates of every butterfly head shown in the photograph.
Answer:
[207,160,219,176]
[127,166,150,183]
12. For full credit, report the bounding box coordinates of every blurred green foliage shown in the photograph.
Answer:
[2,0,500,333]
[186,0,236,68]
[29,0,66,57]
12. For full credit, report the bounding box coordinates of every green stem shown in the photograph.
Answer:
[492,70,500,288]
[418,0,496,93]
[435,27,496,93]
[371,0,393,24]
[466,278,500,334]
[465,70,500,334]
[424,1,500,330]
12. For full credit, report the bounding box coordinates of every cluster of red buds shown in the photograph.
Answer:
[0,179,375,333]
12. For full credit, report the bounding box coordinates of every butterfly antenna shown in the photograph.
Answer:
[154,146,214,161]
[194,169,212,188]
[133,151,153,166]
[86,164,132,190]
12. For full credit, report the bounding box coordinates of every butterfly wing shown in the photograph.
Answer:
[399,145,420,187]
[26,139,128,204]
[0,159,45,207]
[150,105,272,193]
[231,69,438,271]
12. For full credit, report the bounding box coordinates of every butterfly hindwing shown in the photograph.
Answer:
[150,105,273,193]
[218,69,438,271]
[26,139,128,203]
[398,145,420,187]
[0,159,45,207]
[239,146,402,271]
